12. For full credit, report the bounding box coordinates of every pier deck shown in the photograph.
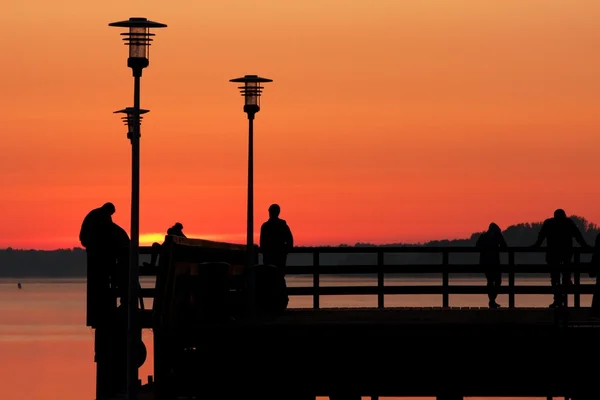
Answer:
[95,241,600,399]
[158,307,600,399]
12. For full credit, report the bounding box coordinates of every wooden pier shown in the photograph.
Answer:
[91,237,600,399]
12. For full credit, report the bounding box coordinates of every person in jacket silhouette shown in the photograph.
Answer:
[531,208,590,307]
[79,202,117,326]
[147,222,187,268]
[79,202,115,250]
[167,222,186,237]
[260,204,294,270]
[476,222,508,308]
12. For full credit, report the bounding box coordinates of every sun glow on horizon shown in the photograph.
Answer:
[139,233,247,246]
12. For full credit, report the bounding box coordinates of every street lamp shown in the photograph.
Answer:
[229,74,273,316]
[109,16,166,400]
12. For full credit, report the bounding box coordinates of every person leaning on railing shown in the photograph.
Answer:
[145,222,187,268]
[530,208,591,308]
[476,222,508,309]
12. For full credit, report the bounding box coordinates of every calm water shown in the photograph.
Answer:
[1,276,591,399]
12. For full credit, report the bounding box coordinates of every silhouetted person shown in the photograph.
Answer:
[476,222,507,308]
[260,204,294,270]
[79,202,115,250]
[167,222,186,237]
[590,233,600,316]
[148,222,187,267]
[531,208,590,308]
[79,202,116,326]
[80,202,127,398]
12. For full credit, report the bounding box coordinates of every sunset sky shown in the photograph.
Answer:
[1,0,600,249]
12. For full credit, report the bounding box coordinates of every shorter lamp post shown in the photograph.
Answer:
[112,107,149,400]
[229,74,273,316]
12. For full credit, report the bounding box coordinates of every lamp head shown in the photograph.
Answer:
[229,74,273,117]
[114,107,149,140]
[109,17,167,73]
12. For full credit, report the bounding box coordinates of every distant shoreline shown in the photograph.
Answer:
[1,274,594,282]
[1,216,598,280]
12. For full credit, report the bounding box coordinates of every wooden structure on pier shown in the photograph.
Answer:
[90,238,600,399]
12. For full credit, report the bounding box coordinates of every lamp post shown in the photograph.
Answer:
[229,74,273,316]
[109,17,166,400]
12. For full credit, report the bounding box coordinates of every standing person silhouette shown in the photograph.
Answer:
[259,204,294,270]
[79,202,117,326]
[476,222,508,308]
[531,209,590,308]
[79,202,124,398]
[79,202,115,250]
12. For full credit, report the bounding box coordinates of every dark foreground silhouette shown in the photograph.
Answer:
[260,203,294,269]
[78,203,600,399]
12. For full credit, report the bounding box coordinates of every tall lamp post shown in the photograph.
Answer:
[229,74,273,316]
[109,17,166,400]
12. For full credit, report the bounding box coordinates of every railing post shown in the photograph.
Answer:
[508,251,515,308]
[573,251,580,308]
[313,251,320,309]
[377,251,384,308]
[442,250,449,308]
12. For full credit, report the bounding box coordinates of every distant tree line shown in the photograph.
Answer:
[0,216,597,278]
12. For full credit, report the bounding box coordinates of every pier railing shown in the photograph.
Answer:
[137,246,597,309]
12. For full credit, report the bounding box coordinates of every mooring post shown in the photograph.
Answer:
[442,250,449,307]
[574,252,581,308]
[508,250,515,307]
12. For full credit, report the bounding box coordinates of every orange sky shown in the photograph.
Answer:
[1,0,600,249]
